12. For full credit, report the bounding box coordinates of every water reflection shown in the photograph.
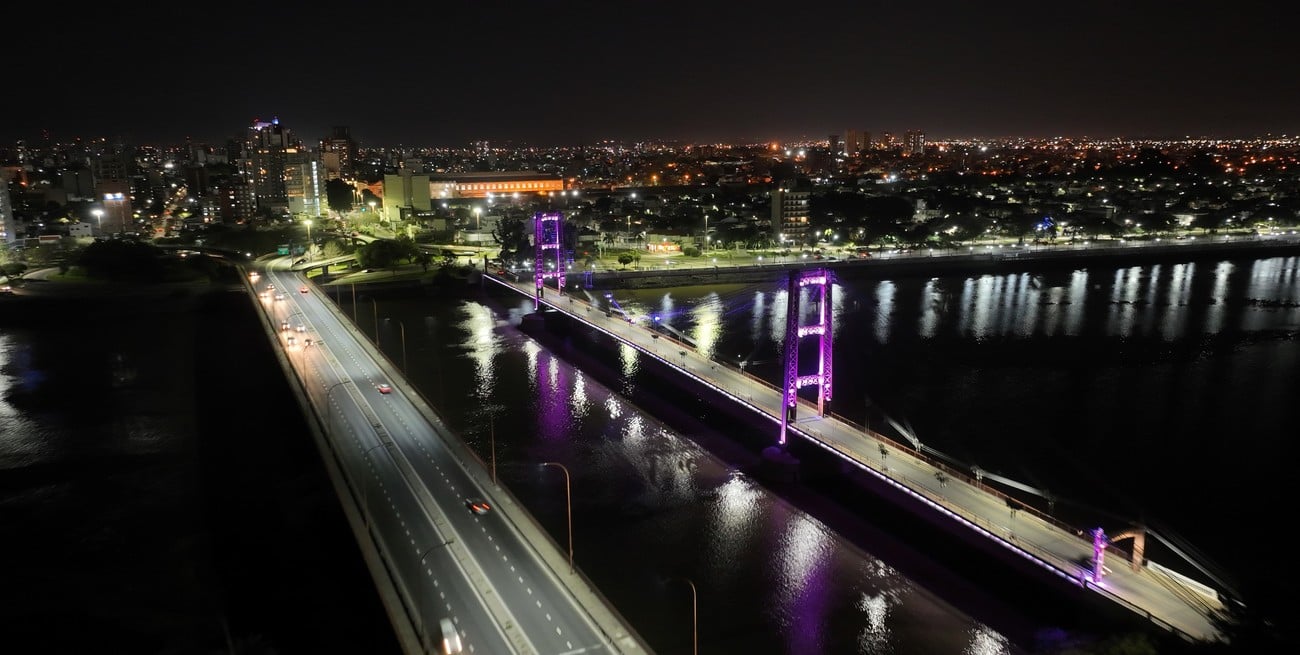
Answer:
[777,514,835,654]
[1163,263,1193,340]
[1204,261,1233,333]
[918,279,942,339]
[459,301,501,399]
[689,292,723,361]
[873,281,895,343]
[389,288,1020,654]
[620,256,1300,347]
[385,256,1300,652]
[707,472,763,586]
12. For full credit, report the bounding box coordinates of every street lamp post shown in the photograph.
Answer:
[303,219,313,258]
[540,462,573,572]
[93,209,103,235]
[367,297,379,340]
[673,577,699,655]
[628,192,637,244]
[386,318,407,371]
[473,206,482,231]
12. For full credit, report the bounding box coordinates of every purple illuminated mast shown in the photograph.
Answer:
[779,268,833,447]
[533,211,564,309]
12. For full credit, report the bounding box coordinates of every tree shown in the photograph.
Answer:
[617,252,635,268]
[326,179,354,220]
[357,238,408,272]
[492,216,533,266]
[1,262,29,279]
[76,240,167,281]
[1143,211,1179,234]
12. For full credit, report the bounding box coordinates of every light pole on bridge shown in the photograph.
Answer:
[363,297,378,340]
[540,462,574,573]
[384,317,407,371]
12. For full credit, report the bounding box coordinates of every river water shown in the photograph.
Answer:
[3,252,1297,654]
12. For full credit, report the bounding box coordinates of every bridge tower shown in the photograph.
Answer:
[533,211,565,309]
[778,268,833,447]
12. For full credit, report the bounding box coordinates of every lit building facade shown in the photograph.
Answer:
[771,179,811,243]
[383,171,432,222]
[0,175,14,247]
[244,118,298,214]
[97,181,132,235]
[320,126,357,180]
[904,130,926,155]
[285,151,325,218]
[429,171,563,199]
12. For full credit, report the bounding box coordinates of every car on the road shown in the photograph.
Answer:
[274,293,285,301]
[376,383,392,394]
[299,285,309,294]
[440,618,463,654]
[279,320,290,331]
[294,324,306,333]
[465,499,492,515]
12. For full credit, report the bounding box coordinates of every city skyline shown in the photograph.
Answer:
[6,2,1299,147]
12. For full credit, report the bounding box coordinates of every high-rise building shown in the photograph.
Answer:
[211,177,256,224]
[244,117,300,214]
[320,126,357,180]
[861,131,872,152]
[904,130,926,155]
[0,174,14,247]
[827,134,840,155]
[382,170,433,227]
[844,129,859,155]
[285,151,326,219]
[770,178,811,244]
[92,142,135,234]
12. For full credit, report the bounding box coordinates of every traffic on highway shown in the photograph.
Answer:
[252,259,647,655]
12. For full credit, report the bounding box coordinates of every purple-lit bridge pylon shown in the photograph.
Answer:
[484,265,1227,644]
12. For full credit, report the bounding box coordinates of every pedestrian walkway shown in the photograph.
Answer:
[491,274,1227,644]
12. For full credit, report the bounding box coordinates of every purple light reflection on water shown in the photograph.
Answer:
[533,349,573,443]
[779,516,834,655]
[384,291,1108,653]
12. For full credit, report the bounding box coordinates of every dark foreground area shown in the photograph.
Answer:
[0,290,398,654]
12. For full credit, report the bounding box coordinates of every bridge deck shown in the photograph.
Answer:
[489,274,1226,644]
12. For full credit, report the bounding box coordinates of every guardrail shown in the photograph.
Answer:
[485,271,1225,642]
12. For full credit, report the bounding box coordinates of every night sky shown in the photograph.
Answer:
[8,1,1298,147]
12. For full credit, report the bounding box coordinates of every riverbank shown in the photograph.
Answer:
[583,234,1300,290]
[311,233,1300,293]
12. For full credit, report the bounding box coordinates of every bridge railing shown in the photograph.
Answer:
[489,270,1225,640]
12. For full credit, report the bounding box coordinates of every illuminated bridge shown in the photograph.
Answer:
[478,212,1235,644]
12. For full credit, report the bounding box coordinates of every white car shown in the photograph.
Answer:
[439,618,462,654]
